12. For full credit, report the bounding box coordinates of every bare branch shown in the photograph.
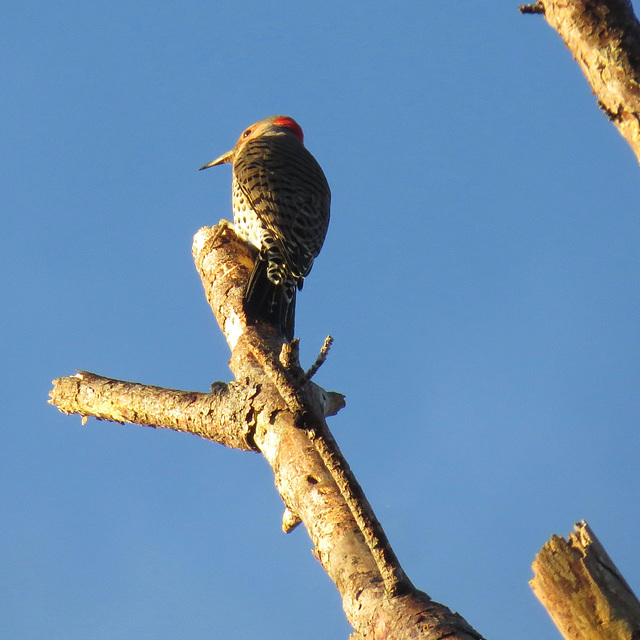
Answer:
[519,2,545,14]
[306,335,334,380]
[531,520,640,640]
[49,370,257,451]
[523,0,640,162]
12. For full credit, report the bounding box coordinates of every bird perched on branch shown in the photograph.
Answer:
[200,115,331,342]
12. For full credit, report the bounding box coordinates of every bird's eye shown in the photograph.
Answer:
[243,128,252,138]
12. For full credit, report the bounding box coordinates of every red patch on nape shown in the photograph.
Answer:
[273,116,304,143]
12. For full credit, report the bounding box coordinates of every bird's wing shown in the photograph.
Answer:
[234,134,330,278]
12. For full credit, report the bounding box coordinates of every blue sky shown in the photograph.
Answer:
[2,2,639,638]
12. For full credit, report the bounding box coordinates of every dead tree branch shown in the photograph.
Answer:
[521,0,640,162]
[49,223,486,640]
[531,520,640,640]
[49,370,258,450]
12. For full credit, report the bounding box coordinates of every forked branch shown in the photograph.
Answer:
[49,223,485,640]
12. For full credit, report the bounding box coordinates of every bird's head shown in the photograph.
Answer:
[199,115,305,170]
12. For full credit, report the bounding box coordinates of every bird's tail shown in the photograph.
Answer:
[243,258,296,342]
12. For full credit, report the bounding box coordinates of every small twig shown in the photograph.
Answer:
[519,1,545,14]
[306,335,334,381]
[211,218,234,243]
[279,338,303,379]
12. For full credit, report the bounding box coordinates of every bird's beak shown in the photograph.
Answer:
[199,150,234,170]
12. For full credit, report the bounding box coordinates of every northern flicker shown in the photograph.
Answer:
[200,115,330,341]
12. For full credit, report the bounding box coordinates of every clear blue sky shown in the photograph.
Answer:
[2,2,639,638]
